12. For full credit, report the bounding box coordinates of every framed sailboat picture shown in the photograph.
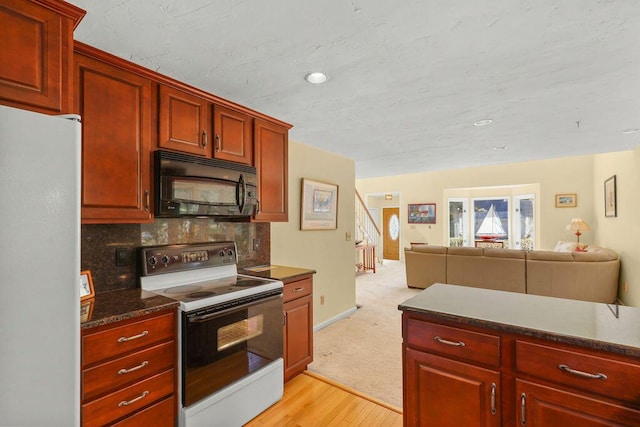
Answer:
[408,203,436,224]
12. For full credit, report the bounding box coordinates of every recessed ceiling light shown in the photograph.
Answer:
[622,128,640,134]
[305,72,328,84]
[474,119,493,126]
[493,146,507,151]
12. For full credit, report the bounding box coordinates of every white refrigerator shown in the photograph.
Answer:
[0,105,81,426]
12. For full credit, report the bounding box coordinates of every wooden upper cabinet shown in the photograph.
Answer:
[0,0,84,113]
[212,104,253,165]
[253,118,289,222]
[158,85,212,157]
[75,46,153,223]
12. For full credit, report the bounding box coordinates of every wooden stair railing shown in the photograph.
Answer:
[355,189,381,272]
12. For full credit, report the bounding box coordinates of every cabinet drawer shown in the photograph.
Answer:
[110,395,175,427]
[405,319,500,367]
[82,369,174,427]
[283,277,312,303]
[83,341,174,401]
[516,340,640,402]
[83,312,175,366]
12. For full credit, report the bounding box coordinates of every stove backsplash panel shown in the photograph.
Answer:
[82,220,270,294]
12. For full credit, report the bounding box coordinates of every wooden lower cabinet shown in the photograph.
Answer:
[283,275,313,382]
[517,380,640,426]
[81,309,177,426]
[402,312,640,427]
[404,348,501,426]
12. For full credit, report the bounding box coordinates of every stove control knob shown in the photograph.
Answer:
[161,255,170,265]
[148,256,158,266]
[227,250,234,257]
[219,250,225,257]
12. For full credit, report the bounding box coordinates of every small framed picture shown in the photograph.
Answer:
[555,193,577,208]
[80,270,95,301]
[408,203,436,224]
[604,175,617,217]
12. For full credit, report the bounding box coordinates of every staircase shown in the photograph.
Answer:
[355,189,381,273]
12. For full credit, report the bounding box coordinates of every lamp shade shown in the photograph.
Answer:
[566,218,590,232]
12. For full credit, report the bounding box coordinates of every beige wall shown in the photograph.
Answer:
[271,140,357,326]
[592,148,640,306]
[357,154,595,251]
[357,151,640,306]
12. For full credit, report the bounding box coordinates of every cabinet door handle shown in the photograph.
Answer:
[216,134,221,151]
[202,130,208,148]
[558,364,607,380]
[117,360,149,375]
[520,393,527,426]
[490,382,497,415]
[434,336,465,347]
[144,190,150,211]
[293,287,305,292]
[117,330,148,343]
[256,199,260,214]
[118,390,149,407]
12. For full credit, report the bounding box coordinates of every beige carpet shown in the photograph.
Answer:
[308,260,421,409]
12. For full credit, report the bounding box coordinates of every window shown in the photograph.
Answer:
[446,187,536,250]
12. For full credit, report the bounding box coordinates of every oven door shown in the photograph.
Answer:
[182,290,283,407]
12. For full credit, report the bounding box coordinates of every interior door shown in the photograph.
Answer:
[383,207,400,260]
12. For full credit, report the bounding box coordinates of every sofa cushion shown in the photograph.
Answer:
[572,248,618,262]
[483,248,526,259]
[410,244,447,254]
[526,250,573,262]
[447,246,484,256]
[404,247,447,289]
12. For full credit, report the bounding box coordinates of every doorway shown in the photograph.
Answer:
[383,207,400,260]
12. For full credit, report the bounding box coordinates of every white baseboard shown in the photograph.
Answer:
[313,306,358,333]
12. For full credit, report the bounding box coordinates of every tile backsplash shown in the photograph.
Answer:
[82,219,270,294]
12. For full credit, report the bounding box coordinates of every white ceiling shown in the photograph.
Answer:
[69,0,640,178]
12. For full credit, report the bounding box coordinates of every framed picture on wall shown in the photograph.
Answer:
[604,175,617,217]
[555,193,577,208]
[408,203,436,224]
[300,178,339,230]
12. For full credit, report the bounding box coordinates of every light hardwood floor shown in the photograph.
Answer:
[245,371,403,426]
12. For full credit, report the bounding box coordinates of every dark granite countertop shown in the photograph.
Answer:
[239,265,316,282]
[81,288,179,330]
[399,284,640,358]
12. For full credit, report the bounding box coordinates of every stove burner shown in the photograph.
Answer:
[165,285,203,294]
[188,291,215,299]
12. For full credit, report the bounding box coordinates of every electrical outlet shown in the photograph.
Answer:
[253,238,260,251]
[115,248,129,267]
[320,295,325,305]
[623,282,629,293]
[345,232,351,241]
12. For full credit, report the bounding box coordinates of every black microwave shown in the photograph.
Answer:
[155,150,258,219]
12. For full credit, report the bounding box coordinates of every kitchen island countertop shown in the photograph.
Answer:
[399,284,640,358]
[81,288,179,330]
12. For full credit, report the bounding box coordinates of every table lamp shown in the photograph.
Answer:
[566,218,590,243]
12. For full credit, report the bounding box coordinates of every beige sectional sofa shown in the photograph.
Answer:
[404,244,620,303]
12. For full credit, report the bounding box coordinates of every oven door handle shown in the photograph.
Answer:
[187,293,282,323]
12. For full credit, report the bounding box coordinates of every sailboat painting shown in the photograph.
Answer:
[475,203,507,240]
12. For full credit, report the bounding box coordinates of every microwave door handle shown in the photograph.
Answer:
[237,174,246,213]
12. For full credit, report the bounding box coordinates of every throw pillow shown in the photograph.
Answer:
[554,240,578,252]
